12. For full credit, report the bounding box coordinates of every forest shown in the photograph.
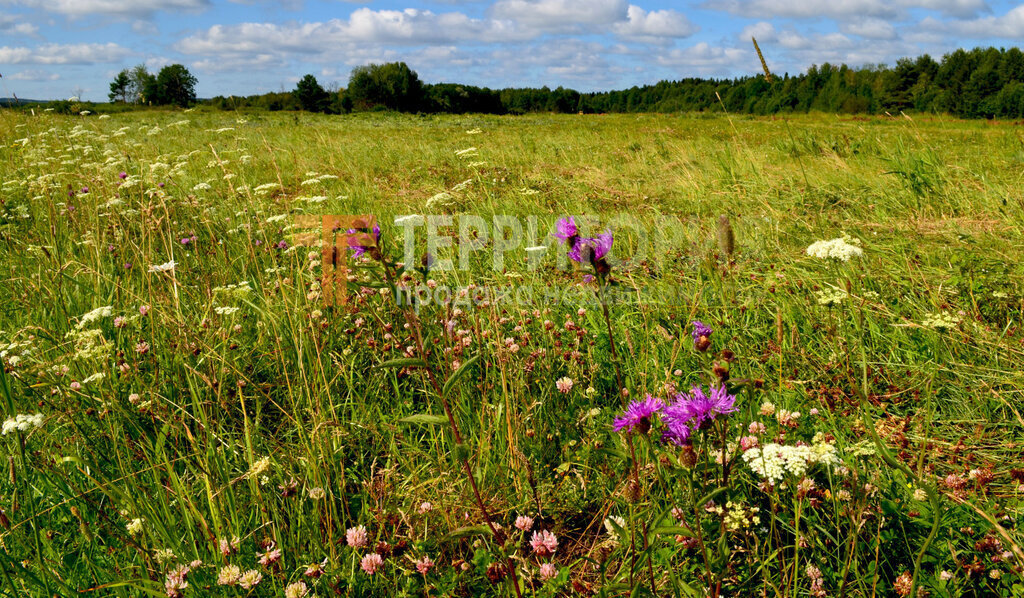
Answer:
[205,47,1024,119]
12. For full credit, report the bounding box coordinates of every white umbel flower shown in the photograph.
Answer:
[806,236,863,262]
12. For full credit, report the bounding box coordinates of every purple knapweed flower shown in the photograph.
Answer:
[568,230,613,264]
[691,320,712,351]
[554,217,578,243]
[661,384,736,444]
[348,223,381,258]
[612,395,665,434]
[81,186,89,194]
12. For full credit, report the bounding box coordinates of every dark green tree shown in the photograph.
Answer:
[108,69,131,103]
[347,62,425,112]
[293,74,330,112]
[151,64,197,107]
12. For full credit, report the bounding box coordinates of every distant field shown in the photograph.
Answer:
[0,109,1022,597]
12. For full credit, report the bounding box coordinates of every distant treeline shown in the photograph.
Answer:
[15,46,1024,119]
[203,47,1024,119]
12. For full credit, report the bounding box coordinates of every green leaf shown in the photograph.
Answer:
[650,525,694,538]
[398,414,450,426]
[376,357,428,370]
[445,525,492,540]
[443,352,479,397]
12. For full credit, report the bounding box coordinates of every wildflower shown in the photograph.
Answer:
[893,571,913,596]
[304,559,326,578]
[662,384,736,444]
[247,456,271,479]
[148,260,176,273]
[939,570,953,581]
[515,515,534,531]
[219,535,240,556]
[307,487,326,500]
[119,171,127,179]
[258,545,282,567]
[2,413,44,435]
[126,518,144,535]
[530,530,558,557]
[612,395,664,434]
[568,230,613,265]
[360,553,383,574]
[155,548,175,565]
[555,377,573,393]
[806,236,863,261]
[238,569,262,589]
[691,320,713,351]
[539,562,558,581]
[285,581,309,598]
[414,555,434,574]
[922,312,960,330]
[912,488,928,502]
[347,525,368,548]
[348,223,381,258]
[164,564,191,598]
[217,565,241,585]
[554,217,578,243]
[140,305,150,316]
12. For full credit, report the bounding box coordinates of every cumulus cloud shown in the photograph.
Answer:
[656,43,751,73]
[490,0,628,31]
[177,9,528,61]
[613,5,697,40]
[0,13,38,34]
[0,42,131,64]
[5,69,60,80]
[942,5,1024,38]
[709,0,987,20]
[6,0,210,18]
[840,18,898,40]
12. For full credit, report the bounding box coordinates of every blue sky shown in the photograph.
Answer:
[1,0,1023,101]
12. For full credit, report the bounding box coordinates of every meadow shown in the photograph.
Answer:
[0,107,1022,597]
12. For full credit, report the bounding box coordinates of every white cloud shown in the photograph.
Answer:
[840,18,898,39]
[942,5,1024,38]
[6,0,209,18]
[656,43,751,72]
[0,12,37,34]
[490,0,628,31]
[710,0,987,20]
[0,42,131,64]
[177,9,529,61]
[613,5,697,40]
[5,69,60,81]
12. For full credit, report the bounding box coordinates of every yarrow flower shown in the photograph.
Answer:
[2,413,44,435]
[741,441,841,484]
[806,236,863,262]
[612,395,665,434]
[530,530,558,557]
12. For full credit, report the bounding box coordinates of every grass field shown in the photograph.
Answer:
[1,108,1023,597]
